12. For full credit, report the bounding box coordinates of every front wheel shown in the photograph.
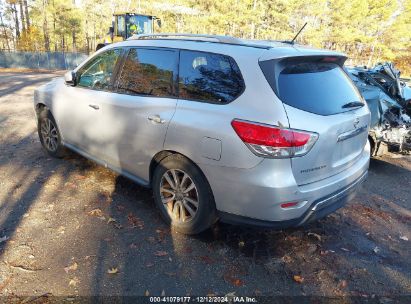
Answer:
[152,154,217,235]
[37,108,66,158]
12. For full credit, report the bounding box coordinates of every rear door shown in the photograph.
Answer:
[96,47,179,180]
[264,58,370,185]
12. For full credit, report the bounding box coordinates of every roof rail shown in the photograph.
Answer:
[128,33,245,44]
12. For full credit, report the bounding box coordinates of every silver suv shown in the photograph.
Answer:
[34,34,370,234]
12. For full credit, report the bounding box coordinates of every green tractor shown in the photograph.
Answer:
[97,13,161,50]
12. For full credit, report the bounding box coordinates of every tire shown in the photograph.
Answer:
[152,154,217,235]
[37,108,66,158]
[368,137,375,157]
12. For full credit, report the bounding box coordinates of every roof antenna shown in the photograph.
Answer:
[287,22,307,44]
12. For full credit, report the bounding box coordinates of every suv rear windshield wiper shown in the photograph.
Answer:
[341,101,364,108]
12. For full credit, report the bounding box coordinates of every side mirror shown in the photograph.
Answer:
[64,71,76,86]
[156,18,162,28]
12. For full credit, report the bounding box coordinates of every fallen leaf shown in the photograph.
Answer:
[107,217,116,224]
[128,213,144,229]
[68,277,78,287]
[107,267,119,274]
[308,232,322,241]
[399,235,408,241]
[64,262,78,273]
[0,236,9,243]
[339,280,348,289]
[154,251,168,257]
[224,274,244,286]
[293,275,304,283]
[88,209,103,217]
[282,255,292,263]
[144,290,150,296]
[320,250,329,256]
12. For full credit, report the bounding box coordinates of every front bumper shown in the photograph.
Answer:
[218,170,368,229]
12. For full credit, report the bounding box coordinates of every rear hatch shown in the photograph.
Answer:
[260,56,370,185]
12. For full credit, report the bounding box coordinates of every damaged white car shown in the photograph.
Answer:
[347,62,411,155]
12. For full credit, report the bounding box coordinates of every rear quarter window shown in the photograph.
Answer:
[178,50,245,104]
[272,62,363,115]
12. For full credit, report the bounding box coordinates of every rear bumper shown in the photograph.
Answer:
[199,141,370,223]
[218,170,368,229]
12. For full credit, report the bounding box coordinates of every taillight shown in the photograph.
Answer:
[231,119,318,158]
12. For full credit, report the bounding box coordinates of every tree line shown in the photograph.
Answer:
[0,0,410,75]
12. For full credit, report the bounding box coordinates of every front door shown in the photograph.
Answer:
[53,48,123,158]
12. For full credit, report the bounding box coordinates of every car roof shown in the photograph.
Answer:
[96,33,346,64]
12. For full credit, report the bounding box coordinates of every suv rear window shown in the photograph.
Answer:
[179,50,244,104]
[276,62,363,115]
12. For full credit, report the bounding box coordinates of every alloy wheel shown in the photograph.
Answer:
[159,169,199,223]
[40,118,59,152]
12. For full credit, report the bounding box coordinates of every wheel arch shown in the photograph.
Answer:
[149,150,211,190]
[35,103,48,117]
[368,133,376,156]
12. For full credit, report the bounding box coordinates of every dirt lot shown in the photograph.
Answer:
[0,71,410,300]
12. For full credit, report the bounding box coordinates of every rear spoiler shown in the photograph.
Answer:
[259,55,347,96]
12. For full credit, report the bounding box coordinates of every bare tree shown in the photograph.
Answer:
[0,12,11,51]
[19,0,25,32]
[23,0,30,29]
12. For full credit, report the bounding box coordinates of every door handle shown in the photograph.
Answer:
[89,104,99,110]
[148,115,166,124]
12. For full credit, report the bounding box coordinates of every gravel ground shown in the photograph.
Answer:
[0,71,410,300]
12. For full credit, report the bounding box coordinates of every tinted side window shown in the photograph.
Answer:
[117,48,178,97]
[77,49,122,91]
[277,62,363,115]
[179,51,244,104]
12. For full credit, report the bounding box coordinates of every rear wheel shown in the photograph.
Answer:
[37,108,65,158]
[152,154,217,235]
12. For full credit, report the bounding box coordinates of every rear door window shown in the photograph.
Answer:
[116,48,178,97]
[277,62,363,115]
[178,50,244,104]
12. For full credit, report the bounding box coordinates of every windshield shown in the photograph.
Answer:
[126,15,153,37]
